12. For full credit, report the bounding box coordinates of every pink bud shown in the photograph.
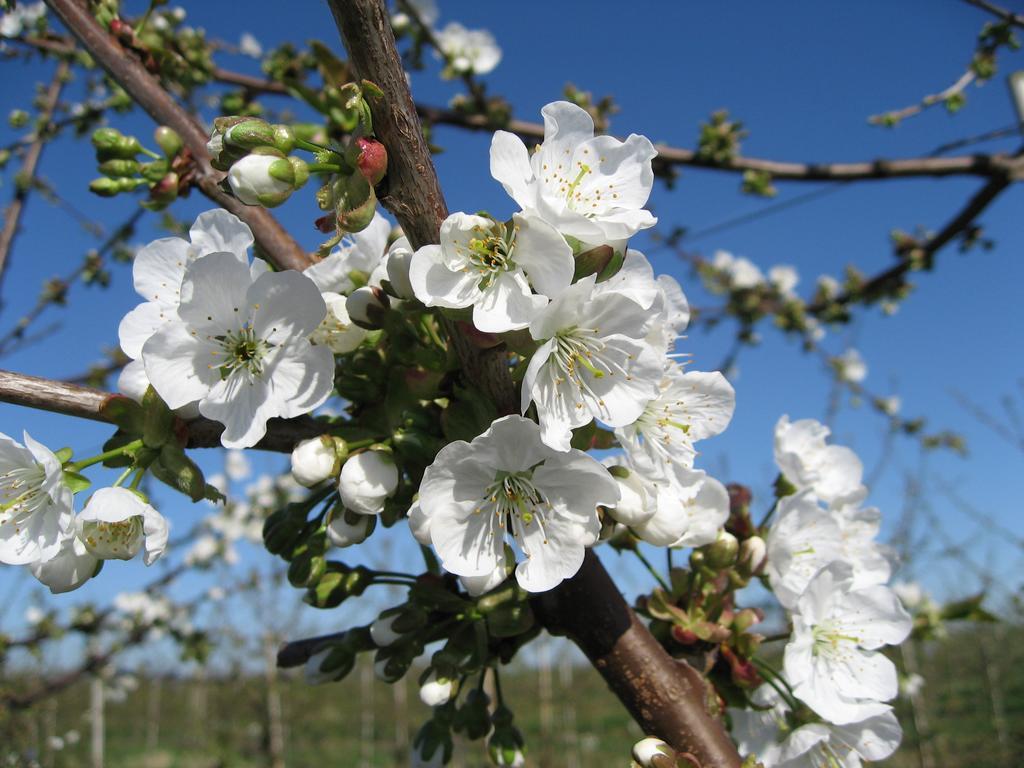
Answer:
[355,138,387,185]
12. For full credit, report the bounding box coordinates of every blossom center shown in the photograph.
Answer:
[81,517,144,561]
[476,470,553,551]
[465,220,517,288]
[811,620,861,658]
[211,326,271,379]
[0,463,48,524]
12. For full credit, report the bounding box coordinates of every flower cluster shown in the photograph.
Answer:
[1,429,170,595]
[730,416,912,767]
[409,101,734,592]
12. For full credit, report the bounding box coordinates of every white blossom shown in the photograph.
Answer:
[338,451,399,515]
[418,415,619,593]
[616,362,735,484]
[632,471,729,549]
[409,212,573,333]
[238,32,262,58]
[435,22,501,75]
[77,488,169,566]
[0,431,74,565]
[141,252,334,449]
[835,348,867,383]
[291,437,341,488]
[784,564,912,724]
[491,101,657,245]
[522,275,662,451]
[774,416,865,507]
[731,685,902,768]
[304,211,392,296]
[310,291,369,353]
[632,738,672,767]
[419,671,456,707]
[326,507,375,547]
[226,154,292,206]
[0,1,45,38]
[225,449,251,481]
[769,265,799,296]
[712,250,763,289]
[119,210,253,360]
[29,531,99,593]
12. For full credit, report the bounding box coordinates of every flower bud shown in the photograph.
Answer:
[350,136,388,185]
[704,530,739,570]
[737,535,766,576]
[384,237,415,299]
[487,706,526,767]
[227,151,306,207]
[98,158,140,178]
[606,465,654,526]
[334,172,378,233]
[304,643,355,684]
[632,737,674,768]
[338,450,399,516]
[153,126,183,157]
[346,285,390,330]
[370,612,403,647]
[419,671,457,707]
[91,127,142,158]
[77,487,168,566]
[325,504,375,548]
[290,436,345,487]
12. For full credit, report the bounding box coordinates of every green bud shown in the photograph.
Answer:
[8,110,29,128]
[704,531,739,570]
[89,177,124,197]
[151,443,207,503]
[153,126,183,157]
[98,158,140,178]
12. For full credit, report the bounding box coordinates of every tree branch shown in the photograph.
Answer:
[324,1,740,762]
[0,369,324,451]
[41,0,312,272]
[0,60,68,306]
[18,31,1014,184]
[964,0,1024,28]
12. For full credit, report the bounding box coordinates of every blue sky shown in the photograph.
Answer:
[0,0,1022,645]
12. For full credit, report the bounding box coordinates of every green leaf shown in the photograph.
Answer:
[61,470,92,494]
[99,395,145,434]
[142,386,175,449]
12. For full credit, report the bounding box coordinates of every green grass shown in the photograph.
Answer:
[2,624,1021,767]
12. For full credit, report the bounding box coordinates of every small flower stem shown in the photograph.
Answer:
[128,468,146,490]
[111,466,134,488]
[633,547,671,592]
[372,569,418,580]
[68,438,145,471]
[295,138,329,154]
[751,658,800,712]
[139,147,162,160]
[492,665,505,706]
[373,578,415,587]
[757,499,780,530]
[419,544,441,575]
[421,314,446,350]
[306,162,343,174]
[135,0,159,35]
[667,548,675,573]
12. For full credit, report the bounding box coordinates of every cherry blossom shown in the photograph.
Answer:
[418,415,618,592]
[522,275,662,450]
[784,564,912,725]
[490,101,657,245]
[410,211,573,333]
[0,431,74,566]
[141,252,334,448]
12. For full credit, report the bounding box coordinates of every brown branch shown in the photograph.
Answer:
[325,1,740,762]
[41,0,311,273]
[0,60,68,306]
[964,0,1024,28]
[0,369,325,452]
[809,171,1014,314]
[868,68,977,126]
[17,31,1013,184]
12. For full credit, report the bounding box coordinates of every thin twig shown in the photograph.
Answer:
[0,60,69,306]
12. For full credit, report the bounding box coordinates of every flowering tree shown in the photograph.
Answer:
[0,0,1019,766]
